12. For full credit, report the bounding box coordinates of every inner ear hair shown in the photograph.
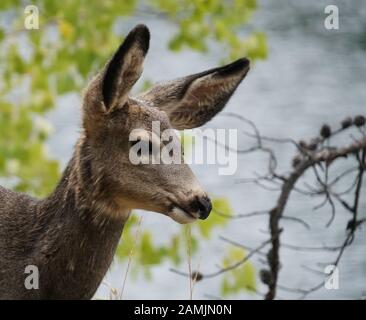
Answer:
[137,58,250,130]
[102,24,150,111]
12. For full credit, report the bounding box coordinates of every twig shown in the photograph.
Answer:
[119,216,143,300]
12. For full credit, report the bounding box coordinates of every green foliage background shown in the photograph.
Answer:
[0,0,267,298]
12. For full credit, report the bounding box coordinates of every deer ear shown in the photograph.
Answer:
[138,58,250,129]
[102,24,150,111]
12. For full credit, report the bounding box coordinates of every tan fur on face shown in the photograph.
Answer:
[80,26,250,224]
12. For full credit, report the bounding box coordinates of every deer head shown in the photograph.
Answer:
[81,25,250,224]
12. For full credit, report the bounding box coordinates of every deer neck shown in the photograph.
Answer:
[35,139,129,299]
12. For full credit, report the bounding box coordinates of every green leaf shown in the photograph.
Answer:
[221,248,256,296]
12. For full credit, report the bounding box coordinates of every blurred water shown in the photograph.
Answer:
[45,0,366,299]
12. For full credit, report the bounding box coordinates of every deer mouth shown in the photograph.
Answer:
[169,203,199,224]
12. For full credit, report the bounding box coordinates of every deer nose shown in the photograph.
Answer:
[191,195,212,220]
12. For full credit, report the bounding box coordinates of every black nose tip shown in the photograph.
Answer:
[194,195,212,220]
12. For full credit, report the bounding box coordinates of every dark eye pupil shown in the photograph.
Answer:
[149,141,153,154]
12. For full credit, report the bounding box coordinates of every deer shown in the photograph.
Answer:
[0,24,250,299]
